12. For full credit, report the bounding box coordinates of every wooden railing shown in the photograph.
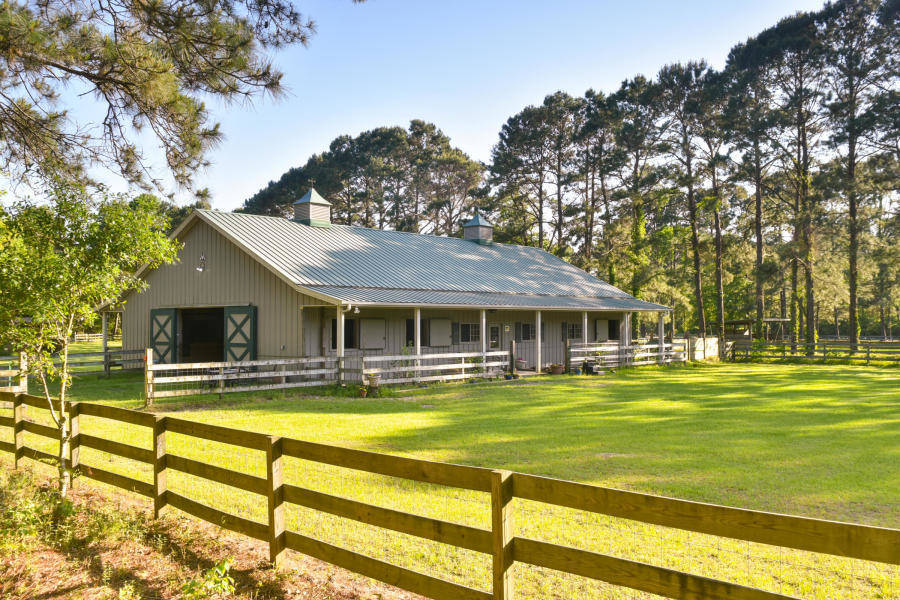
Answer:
[359,351,510,385]
[2,390,897,600]
[0,348,144,379]
[145,350,339,400]
[73,332,122,342]
[730,341,900,364]
[567,341,688,372]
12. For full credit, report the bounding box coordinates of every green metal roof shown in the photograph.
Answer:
[463,212,492,228]
[292,188,331,206]
[194,210,669,311]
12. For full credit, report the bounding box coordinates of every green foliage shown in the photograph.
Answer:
[180,559,236,600]
[0,0,330,189]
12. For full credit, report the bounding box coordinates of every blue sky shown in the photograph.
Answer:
[100,0,826,209]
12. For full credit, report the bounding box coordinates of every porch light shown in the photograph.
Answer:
[196,254,206,273]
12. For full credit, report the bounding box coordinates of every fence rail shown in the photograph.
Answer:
[730,341,900,364]
[144,350,339,400]
[359,350,510,385]
[73,332,122,342]
[567,341,688,371]
[0,348,144,380]
[2,390,896,600]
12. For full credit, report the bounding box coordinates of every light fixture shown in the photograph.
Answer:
[196,254,206,273]
[353,306,360,314]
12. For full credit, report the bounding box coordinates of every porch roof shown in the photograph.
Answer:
[305,286,669,311]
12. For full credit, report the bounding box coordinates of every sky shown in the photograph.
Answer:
[79,0,828,210]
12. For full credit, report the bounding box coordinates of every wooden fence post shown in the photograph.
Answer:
[509,341,516,375]
[491,469,515,600]
[153,416,167,518]
[70,402,80,479]
[13,393,25,469]
[144,348,154,405]
[866,344,871,366]
[267,435,285,566]
[218,366,225,399]
[17,352,27,393]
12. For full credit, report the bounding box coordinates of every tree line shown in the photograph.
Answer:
[240,0,899,343]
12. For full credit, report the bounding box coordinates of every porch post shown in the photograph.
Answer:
[414,307,421,382]
[480,309,487,361]
[336,305,345,383]
[582,311,588,345]
[535,310,542,373]
[658,312,666,364]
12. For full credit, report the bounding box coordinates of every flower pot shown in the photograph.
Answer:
[550,364,565,375]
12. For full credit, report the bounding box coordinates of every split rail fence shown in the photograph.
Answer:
[0,348,144,382]
[730,341,900,364]
[2,390,897,600]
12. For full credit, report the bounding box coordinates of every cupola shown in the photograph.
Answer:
[293,188,331,227]
[462,212,493,245]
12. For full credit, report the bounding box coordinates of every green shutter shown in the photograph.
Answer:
[149,308,178,364]
[562,322,568,341]
[224,306,257,361]
[514,322,522,342]
[451,322,460,345]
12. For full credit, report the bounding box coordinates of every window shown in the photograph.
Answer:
[608,319,620,341]
[331,318,358,350]
[460,323,481,343]
[429,318,451,346]
[521,323,535,341]
[567,322,583,341]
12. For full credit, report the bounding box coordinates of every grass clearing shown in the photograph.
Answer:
[5,362,899,598]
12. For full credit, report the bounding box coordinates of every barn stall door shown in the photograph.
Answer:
[149,308,178,364]
[224,306,257,361]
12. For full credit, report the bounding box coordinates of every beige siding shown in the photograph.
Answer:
[322,308,627,369]
[123,220,326,359]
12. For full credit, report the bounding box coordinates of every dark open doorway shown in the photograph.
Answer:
[180,307,224,362]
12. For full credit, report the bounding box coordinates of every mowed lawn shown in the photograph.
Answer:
[6,362,899,598]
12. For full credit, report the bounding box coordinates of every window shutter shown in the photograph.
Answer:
[451,322,460,345]
[541,321,545,340]
[331,319,337,350]
[515,322,522,342]
[562,321,568,342]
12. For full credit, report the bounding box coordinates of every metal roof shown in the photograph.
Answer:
[463,212,492,228]
[292,188,331,206]
[194,210,668,311]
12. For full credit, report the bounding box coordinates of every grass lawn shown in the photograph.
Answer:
[4,362,898,599]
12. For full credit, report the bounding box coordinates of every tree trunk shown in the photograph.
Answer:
[712,206,726,358]
[753,150,765,340]
[687,165,706,336]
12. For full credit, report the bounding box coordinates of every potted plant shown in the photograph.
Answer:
[358,385,368,398]
[549,363,565,375]
[515,357,527,370]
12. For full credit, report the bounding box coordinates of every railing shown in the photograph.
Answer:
[145,350,339,400]
[73,332,122,342]
[358,351,510,385]
[2,390,897,600]
[0,348,144,378]
[730,341,900,365]
[567,341,688,371]
[0,353,27,394]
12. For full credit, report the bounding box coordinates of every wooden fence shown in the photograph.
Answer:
[2,390,897,600]
[0,348,145,379]
[567,341,688,372]
[145,350,339,400]
[73,332,122,343]
[730,341,900,364]
[358,351,510,385]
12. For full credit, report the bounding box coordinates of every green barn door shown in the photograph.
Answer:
[149,308,178,364]
[224,306,257,362]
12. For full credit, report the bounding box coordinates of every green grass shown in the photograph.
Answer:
[5,363,899,599]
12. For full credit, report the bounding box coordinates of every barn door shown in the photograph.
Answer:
[224,306,257,362]
[149,308,178,364]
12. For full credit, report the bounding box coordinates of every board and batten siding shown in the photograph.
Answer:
[123,219,324,359]
[323,308,627,369]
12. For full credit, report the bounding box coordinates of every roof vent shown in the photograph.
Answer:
[293,188,331,227]
[463,212,493,245]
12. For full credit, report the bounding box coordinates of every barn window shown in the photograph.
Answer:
[460,323,480,343]
[521,323,535,341]
[567,322,583,341]
[331,318,358,349]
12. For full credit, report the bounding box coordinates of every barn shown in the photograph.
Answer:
[122,189,669,370]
